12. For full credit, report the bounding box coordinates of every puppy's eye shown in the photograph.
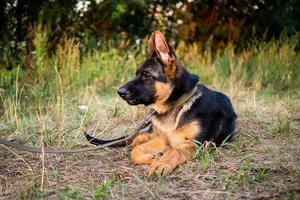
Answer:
[142,72,153,79]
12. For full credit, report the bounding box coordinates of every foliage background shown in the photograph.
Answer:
[1,0,300,69]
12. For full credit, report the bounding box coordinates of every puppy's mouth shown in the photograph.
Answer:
[119,95,140,105]
[125,99,140,105]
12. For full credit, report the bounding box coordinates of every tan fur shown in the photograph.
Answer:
[131,134,170,165]
[131,133,154,148]
[147,121,200,176]
[147,147,193,176]
[166,121,200,148]
[165,62,176,79]
[151,110,177,133]
[148,82,173,114]
[131,119,201,176]
[151,102,201,135]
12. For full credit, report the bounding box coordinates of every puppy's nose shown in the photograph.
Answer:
[117,88,129,98]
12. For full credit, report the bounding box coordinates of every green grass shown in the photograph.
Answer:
[21,180,43,199]
[272,117,292,135]
[60,186,85,200]
[193,141,220,172]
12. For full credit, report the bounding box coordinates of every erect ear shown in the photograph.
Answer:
[147,32,156,56]
[147,31,175,64]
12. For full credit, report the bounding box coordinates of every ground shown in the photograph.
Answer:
[1,89,300,200]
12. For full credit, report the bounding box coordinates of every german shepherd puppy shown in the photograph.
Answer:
[116,31,237,176]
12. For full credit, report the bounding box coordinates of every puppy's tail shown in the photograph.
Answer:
[84,132,130,147]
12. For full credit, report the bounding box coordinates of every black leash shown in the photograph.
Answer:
[0,110,156,154]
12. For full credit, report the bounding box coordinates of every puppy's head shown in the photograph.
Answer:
[117,31,198,113]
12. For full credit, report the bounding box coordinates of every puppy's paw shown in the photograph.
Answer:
[147,160,173,176]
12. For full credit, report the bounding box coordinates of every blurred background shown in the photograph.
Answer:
[1,0,300,69]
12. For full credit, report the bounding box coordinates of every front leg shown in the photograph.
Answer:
[131,135,169,165]
[131,133,155,148]
[147,140,196,176]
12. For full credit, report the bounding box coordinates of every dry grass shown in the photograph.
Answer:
[1,88,299,200]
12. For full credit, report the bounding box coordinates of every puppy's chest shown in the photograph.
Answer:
[151,107,184,134]
[151,108,200,147]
